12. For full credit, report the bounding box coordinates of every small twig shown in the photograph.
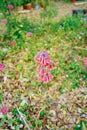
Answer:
[15,105,31,130]
[74,2,87,6]
[73,46,87,50]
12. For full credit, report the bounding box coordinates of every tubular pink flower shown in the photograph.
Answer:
[2,19,7,25]
[26,32,32,37]
[45,61,54,70]
[34,51,50,66]
[0,63,4,71]
[38,72,53,83]
[38,65,46,75]
[83,58,87,66]
[0,106,8,114]
[7,4,14,9]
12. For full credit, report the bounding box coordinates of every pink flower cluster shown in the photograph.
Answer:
[35,51,54,83]
[7,4,14,9]
[26,32,32,37]
[10,41,16,46]
[83,58,87,66]
[0,63,4,71]
[0,106,8,115]
[2,19,7,25]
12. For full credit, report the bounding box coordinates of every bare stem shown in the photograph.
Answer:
[16,105,31,130]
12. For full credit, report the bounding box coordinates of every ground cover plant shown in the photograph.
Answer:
[0,1,87,130]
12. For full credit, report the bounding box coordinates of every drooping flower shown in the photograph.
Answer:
[45,61,54,70]
[10,41,16,46]
[83,58,87,66]
[35,51,50,66]
[35,50,54,83]
[2,19,7,25]
[0,106,8,114]
[7,4,14,9]
[38,65,46,75]
[38,72,53,83]
[0,63,4,71]
[26,32,32,37]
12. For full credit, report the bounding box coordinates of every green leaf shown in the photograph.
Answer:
[82,122,87,130]
[40,110,46,117]
[37,120,43,126]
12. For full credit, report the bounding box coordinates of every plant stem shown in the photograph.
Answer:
[16,105,31,130]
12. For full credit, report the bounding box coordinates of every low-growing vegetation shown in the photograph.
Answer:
[0,0,87,130]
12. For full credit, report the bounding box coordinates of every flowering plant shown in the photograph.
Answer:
[0,63,4,71]
[83,58,87,70]
[7,4,14,9]
[35,51,54,83]
[10,41,16,46]
[26,32,32,37]
[1,19,8,25]
[83,58,87,67]
[0,106,8,115]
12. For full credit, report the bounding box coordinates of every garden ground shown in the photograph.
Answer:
[0,1,87,130]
